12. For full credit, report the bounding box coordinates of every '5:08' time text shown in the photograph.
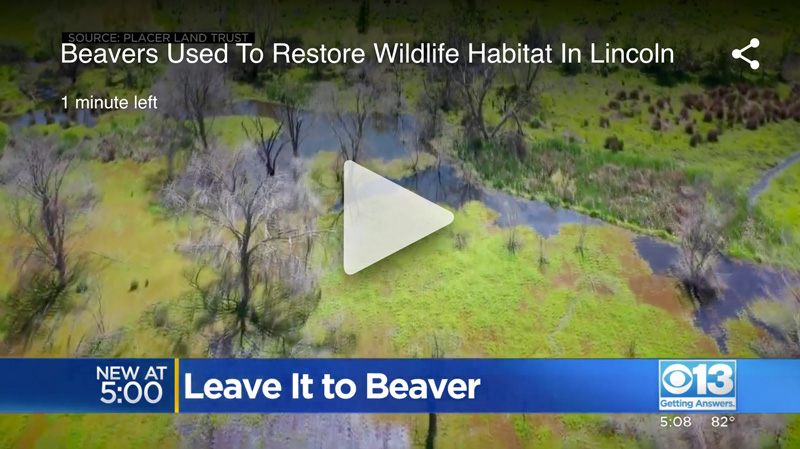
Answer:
[660,416,737,428]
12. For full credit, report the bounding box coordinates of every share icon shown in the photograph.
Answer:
[732,38,760,70]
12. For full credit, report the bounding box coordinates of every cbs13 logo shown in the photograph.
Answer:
[660,360,736,397]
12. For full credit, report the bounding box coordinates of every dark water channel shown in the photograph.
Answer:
[747,151,800,207]
[7,108,97,128]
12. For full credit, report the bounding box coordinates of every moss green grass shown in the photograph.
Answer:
[526,70,800,186]
[756,160,800,252]
[0,413,177,449]
[0,65,34,116]
[303,200,733,447]
[212,115,279,148]
[0,159,194,356]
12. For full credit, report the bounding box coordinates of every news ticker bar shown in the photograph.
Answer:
[0,358,798,414]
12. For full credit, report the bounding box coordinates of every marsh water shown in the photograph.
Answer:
[236,100,795,350]
[748,150,800,207]
[8,100,795,350]
[8,108,97,128]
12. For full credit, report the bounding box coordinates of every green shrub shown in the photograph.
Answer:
[458,136,706,232]
[1,271,72,345]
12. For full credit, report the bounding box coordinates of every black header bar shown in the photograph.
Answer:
[61,32,255,45]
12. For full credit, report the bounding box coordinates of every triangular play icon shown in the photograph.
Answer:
[343,161,454,275]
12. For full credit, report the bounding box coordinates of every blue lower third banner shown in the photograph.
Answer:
[0,358,799,413]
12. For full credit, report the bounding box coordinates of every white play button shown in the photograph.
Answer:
[343,161,454,275]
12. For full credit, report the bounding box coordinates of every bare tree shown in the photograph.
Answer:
[279,84,310,158]
[426,335,445,449]
[751,247,800,357]
[241,116,286,176]
[445,59,497,141]
[153,116,195,181]
[3,134,93,290]
[402,122,425,175]
[316,65,386,162]
[35,7,88,84]
[0,134,94,347]
[675,201,726,306]
[164,146,319,355]
[35,8,66,67]
[445,49,532,141]
[155,61,229,152]
[435,4,530,142]
[181,0,231,30]
[503,20,547,128]
[237,0,279,81]
[515,19,547,96]
[100,3,155,89]
[416,64,448,144]
[390,61,406,116]
[421,333,460,449]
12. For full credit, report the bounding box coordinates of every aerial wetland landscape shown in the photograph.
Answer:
[0,0,800,447]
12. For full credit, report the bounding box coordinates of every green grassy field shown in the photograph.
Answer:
[0,414,177,449]
[308,202,714,358]
[0,66,35,117]
[757,160,800,250]
[526,70,800,184]
[303,198,790,447]
[0,159,194,356]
